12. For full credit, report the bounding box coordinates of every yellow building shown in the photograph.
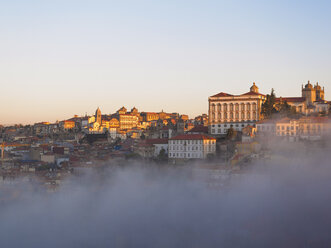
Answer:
[60,120,75,130]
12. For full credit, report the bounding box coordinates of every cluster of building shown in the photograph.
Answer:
[0,81,330,182]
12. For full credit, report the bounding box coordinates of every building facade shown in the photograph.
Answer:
[168,134,216,162]
[256,117,331,141]
[208,83,266,135]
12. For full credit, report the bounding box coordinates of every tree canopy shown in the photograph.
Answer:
[261,89,277,118]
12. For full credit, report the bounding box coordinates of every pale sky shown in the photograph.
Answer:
[1,0,330,125]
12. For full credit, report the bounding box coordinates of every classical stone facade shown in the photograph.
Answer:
[208,83,266,135]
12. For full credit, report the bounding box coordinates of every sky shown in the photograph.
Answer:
[0,0,330,124]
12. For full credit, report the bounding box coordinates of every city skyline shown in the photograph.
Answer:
[1,81,328,125]
[1,0,330,124]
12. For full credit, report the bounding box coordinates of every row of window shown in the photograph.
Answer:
[211,112,257,120]
[211,103,258,111]
[170,146,215,151]
[212,123,247,128]
[211,128,241,134]
[169,152,203,158]
[265,130,325,136]
[258,124,327,132]
[169,140,215,145]
[169,146,202,151]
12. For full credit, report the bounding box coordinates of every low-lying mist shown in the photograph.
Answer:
[1,140,331,248]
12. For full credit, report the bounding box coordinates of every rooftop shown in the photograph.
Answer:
[170,134,216,140]
[276,97,305,103]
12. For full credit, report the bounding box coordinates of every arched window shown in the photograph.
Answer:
[211,104,215,112]
[217,103,221,112]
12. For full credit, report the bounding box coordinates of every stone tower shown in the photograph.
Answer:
[95,107,102,125]
[314,83,325,101]
[302,81,316,105]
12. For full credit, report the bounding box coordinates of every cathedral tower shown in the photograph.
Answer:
[302,81,316,105]
[95,107,102,125]
[314,83,325,101]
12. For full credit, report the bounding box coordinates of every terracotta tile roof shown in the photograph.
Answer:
[211,91,266,98]
[170,134,216,140]
[275,97,305,103]
[210,92,233,97]
[187,125,209,133]
[240,91,265,97]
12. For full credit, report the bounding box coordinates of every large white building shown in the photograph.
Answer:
[208,83,266,135]
[168,134,216,163]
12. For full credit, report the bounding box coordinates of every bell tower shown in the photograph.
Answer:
[95,107,102,125]
[250,82,259,93]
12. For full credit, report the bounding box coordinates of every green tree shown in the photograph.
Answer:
[157,148,168,161]
[226,127,237,140]
[261,88,277,118]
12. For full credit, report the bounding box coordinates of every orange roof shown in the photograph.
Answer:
[211,92,233,97]
[276,97,305,103]
[240,91,265,97]
[170,134,215,140]
[187,125,209,133]
[211,91,265,98]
